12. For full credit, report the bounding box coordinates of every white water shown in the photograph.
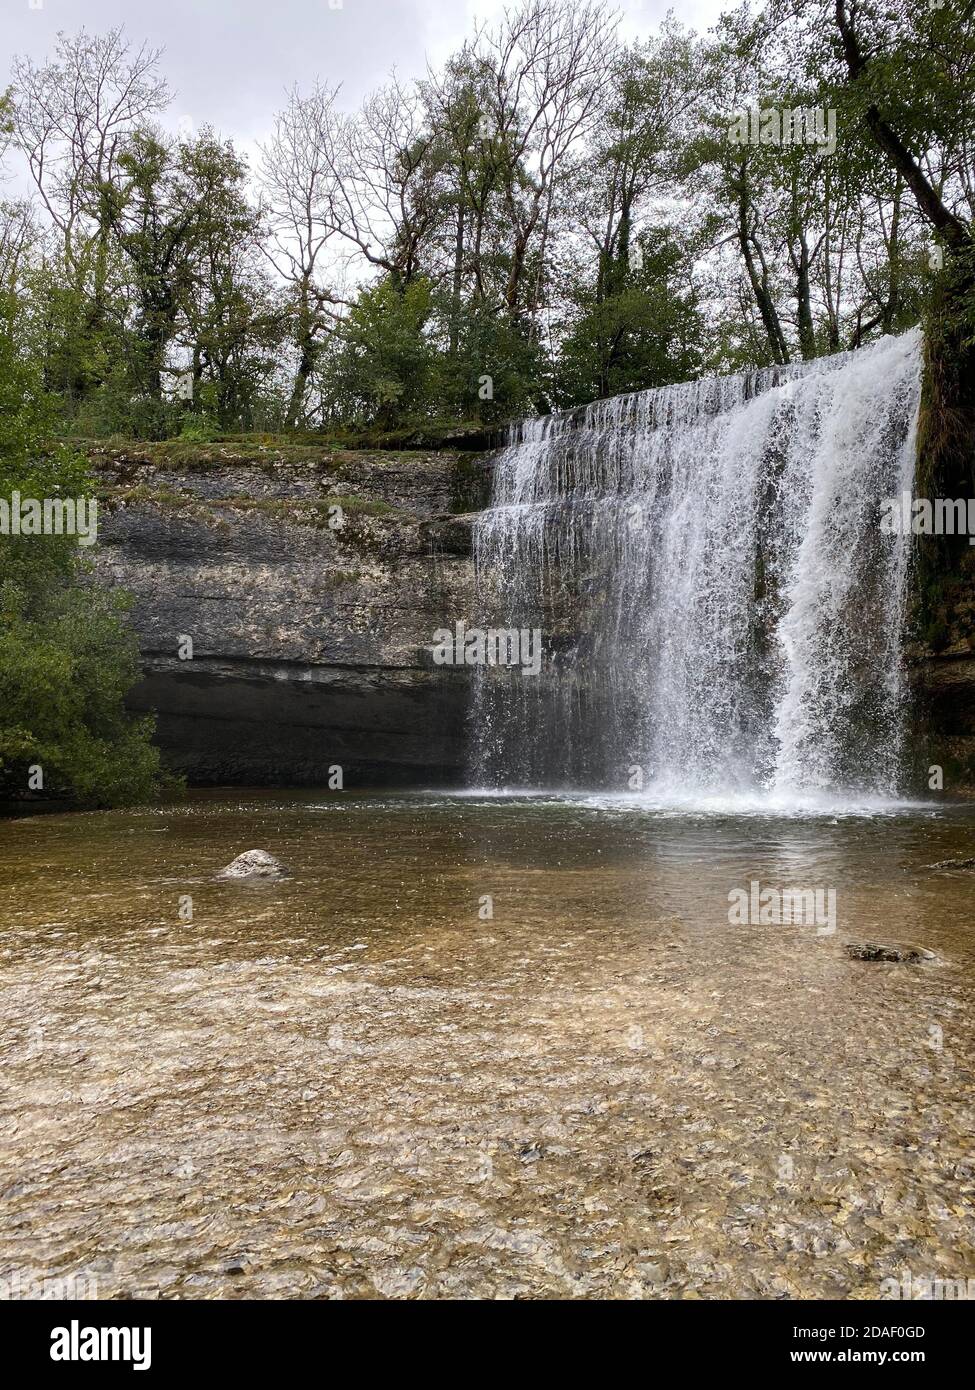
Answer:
[471,330,923,803]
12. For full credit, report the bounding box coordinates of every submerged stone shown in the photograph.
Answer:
[217,849,289,880]
[844,941,935,964]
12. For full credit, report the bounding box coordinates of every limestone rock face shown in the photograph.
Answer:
[218,849,289,880]
[90,443,492,787]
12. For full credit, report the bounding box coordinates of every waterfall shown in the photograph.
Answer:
[470,329,923,804]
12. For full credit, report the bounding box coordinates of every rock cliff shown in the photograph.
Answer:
[89,442,490,787]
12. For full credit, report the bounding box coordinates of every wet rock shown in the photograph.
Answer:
[844,942,935,964]
[927,856,975,870]
[217,849,289,880]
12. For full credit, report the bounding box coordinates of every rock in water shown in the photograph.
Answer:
[927,856,975,870]
[218,849,289,880]
[844,942,935,964]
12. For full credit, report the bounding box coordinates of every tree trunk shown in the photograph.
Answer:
[736,178,789,365]
[835,1,971,252]
[450,200,465,354]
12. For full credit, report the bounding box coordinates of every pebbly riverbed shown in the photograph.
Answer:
[1,790,973,1299]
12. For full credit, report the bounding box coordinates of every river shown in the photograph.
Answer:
[1,790,972,1299]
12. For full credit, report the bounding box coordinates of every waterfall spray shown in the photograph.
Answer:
[471,330,922,803]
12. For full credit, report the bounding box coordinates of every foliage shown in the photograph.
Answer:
[555,230,703,405]
[318,278,436,428]
[2,3,974,434]
[0,290,167,805]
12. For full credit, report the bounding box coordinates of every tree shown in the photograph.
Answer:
[471,0,620,330]
[176,133,284,429]
[97,127,274,432]
[0,92,36,297]
[323,75,443,290]
[0,287,165,805]
[260,83,348,426]
[319,276,435,429]
[11,28,169,398]
[556,228,703,404]
[831,0,972,255]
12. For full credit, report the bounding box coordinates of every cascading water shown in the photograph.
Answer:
[471,329,923,804]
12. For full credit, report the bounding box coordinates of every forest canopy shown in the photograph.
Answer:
[0,0,973,438]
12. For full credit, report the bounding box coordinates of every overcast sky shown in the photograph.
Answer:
[3,0,728,152]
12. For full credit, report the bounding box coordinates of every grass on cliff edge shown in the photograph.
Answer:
[57,418,492,456]
[73,438,466,469]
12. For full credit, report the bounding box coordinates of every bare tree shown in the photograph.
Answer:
[474,0,620,327]
[325,74,442,287]
[11,27,170,273]
[259,82,348,425]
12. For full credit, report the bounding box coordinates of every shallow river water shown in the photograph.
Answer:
[1,790,973,1299]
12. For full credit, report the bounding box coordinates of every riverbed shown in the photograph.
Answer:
[1,790,973,1299]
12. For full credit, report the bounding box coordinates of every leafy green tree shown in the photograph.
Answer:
[320,277,436,429]
[178,137,286,430]
[433,294,546,423]
[555,229,703,404]
[0,290,166,805]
